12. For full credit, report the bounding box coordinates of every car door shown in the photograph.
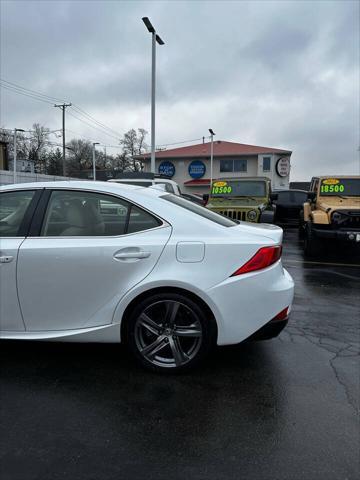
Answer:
[0,189,41,331]
[17,188,171,331]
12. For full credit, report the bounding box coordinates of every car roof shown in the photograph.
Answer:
[0,180,164,198]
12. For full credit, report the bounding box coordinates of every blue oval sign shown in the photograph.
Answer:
[158,161,175,177]
[188,160,206,179]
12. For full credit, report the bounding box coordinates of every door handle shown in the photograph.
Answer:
[114,251,151,260]
[0,255,14,264]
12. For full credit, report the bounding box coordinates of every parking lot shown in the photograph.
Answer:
[0,227,359,480]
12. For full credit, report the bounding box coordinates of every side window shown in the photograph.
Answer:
[312,179,319,194]
[0,190,35,237]
[41,190,162,237]
[41,190,130,236]
[127,205,162,234]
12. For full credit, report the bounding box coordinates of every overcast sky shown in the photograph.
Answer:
[0,0,359,180]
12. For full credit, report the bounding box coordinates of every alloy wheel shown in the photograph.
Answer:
[134,300,203,368]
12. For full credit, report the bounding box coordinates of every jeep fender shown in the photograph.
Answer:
[311,210,329,224]
[260,208,276,223]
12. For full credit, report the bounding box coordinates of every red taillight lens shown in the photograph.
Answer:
[231,245,282,276]
[271,306,289,322]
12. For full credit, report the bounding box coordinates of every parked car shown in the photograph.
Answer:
[181,193,205,206]
[273,189,308,225]
[205,177,277,223]
[300,176,360,256]
[109,172,181,195]
[0,181,294,372]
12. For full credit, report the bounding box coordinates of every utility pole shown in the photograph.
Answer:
[13,128,25,184]
[92,142,100,181]
[54,103,72,176]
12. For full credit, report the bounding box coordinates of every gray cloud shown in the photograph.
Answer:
[0,0,359,179]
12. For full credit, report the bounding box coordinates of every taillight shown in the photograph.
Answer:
[231,245,282,276]
[271,306,289,322]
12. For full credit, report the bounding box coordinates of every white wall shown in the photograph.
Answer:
[0,169,76,186]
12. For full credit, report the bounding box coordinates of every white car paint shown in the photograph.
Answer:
[109,177,181,195]
[0,181,294,347]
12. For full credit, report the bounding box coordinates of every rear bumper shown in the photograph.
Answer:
[207,264,294,346]
[247,318,288,341]
[312,227,360,242]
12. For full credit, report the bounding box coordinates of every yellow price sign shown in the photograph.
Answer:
[213,181,227,187]
[322,178,340,185]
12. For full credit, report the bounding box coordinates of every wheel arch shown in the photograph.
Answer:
[119,286,218,343]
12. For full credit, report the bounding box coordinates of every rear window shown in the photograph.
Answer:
[276,191,308,204]
[161,194,237,227]
[114,181,153,187]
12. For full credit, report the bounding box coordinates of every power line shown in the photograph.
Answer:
[0,83,55,105]
[0,78,68,103]
[156,136,210,148]
[71,104,122,138]
[1,79,122,140]
[67,110,121,141]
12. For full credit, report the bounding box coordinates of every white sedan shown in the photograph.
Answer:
[0,181,294,372]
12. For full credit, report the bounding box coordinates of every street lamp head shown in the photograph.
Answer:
[142,17,155,33]
[156,34,165,45]
[209,129,215,136]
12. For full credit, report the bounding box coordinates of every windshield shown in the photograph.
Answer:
[210,180,266,197]
[319,178,360,196]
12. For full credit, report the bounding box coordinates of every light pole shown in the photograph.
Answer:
[142,17,165,174]
[92,142,100,181]
[209,129,216,187]
[13,128,25,184]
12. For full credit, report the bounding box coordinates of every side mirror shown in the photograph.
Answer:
[203,194,209,203]
[270,193,278,201]
[307,191,316,201]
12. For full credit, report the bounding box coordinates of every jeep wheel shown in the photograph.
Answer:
[304,223,321,257]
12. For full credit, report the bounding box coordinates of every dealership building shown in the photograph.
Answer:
[138,140,292,194]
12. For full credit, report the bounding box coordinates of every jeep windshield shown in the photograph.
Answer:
[319,178,360,197]
[210,180,266,197]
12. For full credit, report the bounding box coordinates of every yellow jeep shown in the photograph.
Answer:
[300,176,360,256]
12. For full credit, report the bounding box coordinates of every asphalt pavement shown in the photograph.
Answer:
[0,228,359,480]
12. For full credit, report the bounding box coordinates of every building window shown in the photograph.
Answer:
[234,159,247,172]
[220,159,233,172]
[220,159,247,173]
[263,157,271,172]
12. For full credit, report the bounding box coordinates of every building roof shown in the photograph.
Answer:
[137,140,291,160]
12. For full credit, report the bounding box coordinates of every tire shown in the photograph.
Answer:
[124,292,217,373]
[304,223,321,257]
[298,211,305,239]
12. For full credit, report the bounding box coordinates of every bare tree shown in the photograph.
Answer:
[66,139,93,176]
[29,123,50,173]
[120,128,148,171]
[46,148,63,175]
[0,127,28,160]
